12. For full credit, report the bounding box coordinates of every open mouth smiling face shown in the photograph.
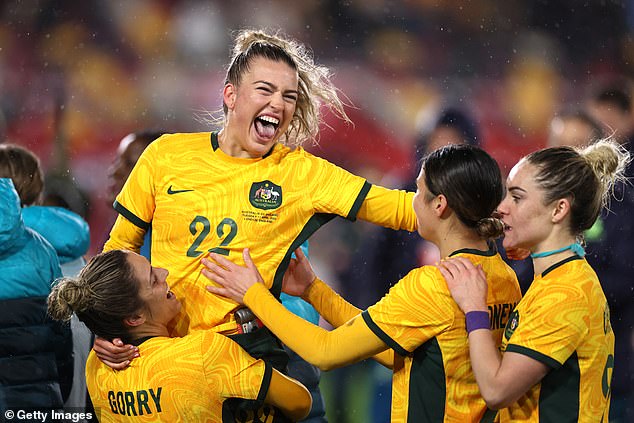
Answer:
[254,114,280,140]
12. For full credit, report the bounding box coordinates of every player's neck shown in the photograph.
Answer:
[129,323,170,341]
[436,226,488,259]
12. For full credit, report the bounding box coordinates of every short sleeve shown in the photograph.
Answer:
[114,140,160,229]
[505,284,588,368]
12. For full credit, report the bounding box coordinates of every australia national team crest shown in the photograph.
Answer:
[249,181,283,210]
[504,310,519,341]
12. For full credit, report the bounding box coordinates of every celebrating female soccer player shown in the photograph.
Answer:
[100,28,417,421]
[49,250,311,422]
[203,144,522,422]
[439,139,629,421]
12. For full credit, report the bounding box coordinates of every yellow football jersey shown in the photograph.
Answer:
[86,331,270,422]
[499,256,614,422]
[107,132,416,335]
[362,248,522,422]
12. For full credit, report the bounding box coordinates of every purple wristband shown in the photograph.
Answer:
[465,311,490,334]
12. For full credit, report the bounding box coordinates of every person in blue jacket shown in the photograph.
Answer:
[0,176,62,298]
[0,143,91,412]
[0,178,72,412]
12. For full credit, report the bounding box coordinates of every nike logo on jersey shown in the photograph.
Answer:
[167,185,194,194]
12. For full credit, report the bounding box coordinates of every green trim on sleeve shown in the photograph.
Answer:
[505,344,561,369]
[113,200,150,231]
[256,362,273,402]
[346,181,371,221]
[361,310,409,357]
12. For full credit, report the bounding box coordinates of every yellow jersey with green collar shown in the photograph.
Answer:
[362,248,521,423]
[108,132,415,335]
[499,256,614,422]
[86,331,270,422]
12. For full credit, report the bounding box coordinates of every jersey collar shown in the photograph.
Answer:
[210,132,276,159]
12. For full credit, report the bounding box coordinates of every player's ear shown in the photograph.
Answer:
[551,198,571,224]
[223,83,237,111]
[435,194,448,217]
[124,313,146,327]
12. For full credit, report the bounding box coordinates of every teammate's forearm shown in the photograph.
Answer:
[357,185,417,232]
[301,278,393,369]
[302,278,360,328]
[466,329,504,406]
[245,283,386,371]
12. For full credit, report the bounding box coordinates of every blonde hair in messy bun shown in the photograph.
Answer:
[581,139,630,209]
[215,28,351,147]
[48,250,145,343]
[525,137,630,235]
[48,277,95,323]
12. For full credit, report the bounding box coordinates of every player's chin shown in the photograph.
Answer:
[167,308,181,325]
[501,234,516,251]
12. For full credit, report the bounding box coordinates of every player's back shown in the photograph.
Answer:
[365,249,521,422]
[86,331,267,422]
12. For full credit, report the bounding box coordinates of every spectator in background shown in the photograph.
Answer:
[107,130,165,260]
[0,144,91,412]
[547,108,605,148]
[0,145,65,297]
[585,81,634,423]
[2,140,91,261]
[342,107,482,309]
[0,177,71,412]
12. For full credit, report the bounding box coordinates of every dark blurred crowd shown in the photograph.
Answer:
[1,1,633,422]
[0,0,632,253]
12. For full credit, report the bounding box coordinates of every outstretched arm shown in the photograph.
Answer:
[203,249,389,371]
[438,257,549,409]
[357,185,417,232]
[282,250,395,368]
